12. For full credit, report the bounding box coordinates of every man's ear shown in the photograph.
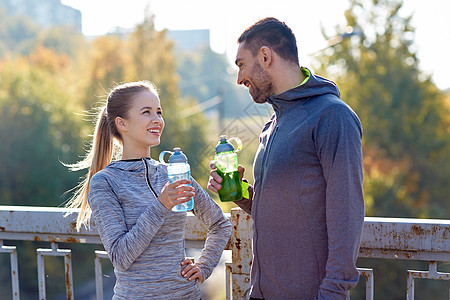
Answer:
[259,46,272,68]
[115,116,127,132]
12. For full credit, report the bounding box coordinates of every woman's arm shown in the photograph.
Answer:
[190,178,232,281]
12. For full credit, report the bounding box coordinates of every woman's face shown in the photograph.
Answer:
[117,90,164,156]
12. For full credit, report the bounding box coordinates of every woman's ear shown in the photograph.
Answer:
[115,116,127,132]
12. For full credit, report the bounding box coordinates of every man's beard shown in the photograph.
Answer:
[249,62,274,104]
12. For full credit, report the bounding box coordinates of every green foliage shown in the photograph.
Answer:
[0,58,84,207]
[37,25,86,58]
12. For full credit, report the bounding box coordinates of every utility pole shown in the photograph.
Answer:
[218,87,224,134]
[309,26,362,56]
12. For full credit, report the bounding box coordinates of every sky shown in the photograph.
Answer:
[62,0,450,91]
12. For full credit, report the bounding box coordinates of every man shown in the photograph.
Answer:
[208,17,365,299]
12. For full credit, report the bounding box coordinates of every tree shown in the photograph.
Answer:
[82,34,130,109]
[0,56,84,207]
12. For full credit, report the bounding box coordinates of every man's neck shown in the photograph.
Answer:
[274,64,305,95]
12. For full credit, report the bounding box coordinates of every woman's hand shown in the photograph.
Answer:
[180,257,204,283]
[158,179,195,210]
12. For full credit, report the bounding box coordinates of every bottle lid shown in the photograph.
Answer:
[215,135,235,153]
[168,147,188,163]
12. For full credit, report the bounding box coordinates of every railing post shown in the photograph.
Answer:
[94,250,109,300]
[37,242,74,300]
[0,240,20,300]
[227,208,253,300]
[357,268,374,300]
[406,261,450,300]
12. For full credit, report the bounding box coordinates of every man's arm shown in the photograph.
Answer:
[316,103,365,299]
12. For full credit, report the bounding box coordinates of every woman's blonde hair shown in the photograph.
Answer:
[65,81,158,231]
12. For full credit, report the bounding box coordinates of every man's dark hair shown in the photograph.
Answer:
[238,17,299,66]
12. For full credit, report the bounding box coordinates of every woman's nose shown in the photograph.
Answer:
[153,114,162,124]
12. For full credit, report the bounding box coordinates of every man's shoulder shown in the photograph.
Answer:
[309,93,355,115]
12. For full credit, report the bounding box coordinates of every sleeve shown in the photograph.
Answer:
[233,182,254,215]
[315,103,365,299]
[88,173,170,271]
[190,177,232,280]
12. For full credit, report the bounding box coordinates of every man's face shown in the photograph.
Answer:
[235,42,274,104]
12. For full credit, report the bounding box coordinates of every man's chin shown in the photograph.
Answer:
[251,97,267,104]
[250,93,267,104]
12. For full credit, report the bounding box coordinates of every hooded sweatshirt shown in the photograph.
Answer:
[88,158,232,300]
[236,68,364,299]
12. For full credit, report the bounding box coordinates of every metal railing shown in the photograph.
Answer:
[0,206,449,299]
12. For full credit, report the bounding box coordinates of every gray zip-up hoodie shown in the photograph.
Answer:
[236,69,364,299]
[88,158,232,300]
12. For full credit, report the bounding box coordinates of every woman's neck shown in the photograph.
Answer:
[121,148,151,160]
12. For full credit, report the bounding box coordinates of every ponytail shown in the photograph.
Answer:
[65,106,115,231]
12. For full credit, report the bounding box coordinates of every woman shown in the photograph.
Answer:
[66,81,231,299]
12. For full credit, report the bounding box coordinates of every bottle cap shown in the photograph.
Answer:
[215,135,235,153]
[168,147,188,163]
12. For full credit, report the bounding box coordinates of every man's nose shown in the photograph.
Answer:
[237,72,244,85]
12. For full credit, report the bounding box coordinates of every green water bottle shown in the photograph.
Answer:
[214,135,242,202]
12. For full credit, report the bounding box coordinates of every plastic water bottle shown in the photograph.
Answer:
[159,147,194,212]
[214,135,242,202]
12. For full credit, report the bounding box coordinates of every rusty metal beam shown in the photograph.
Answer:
[2,206,450,300]
[359,217,450,261]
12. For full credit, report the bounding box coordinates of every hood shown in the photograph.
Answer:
[106,158,163,180]
[267,68,341,115]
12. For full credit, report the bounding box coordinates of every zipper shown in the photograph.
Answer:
[253,121,279,296]
[141,158,159,198]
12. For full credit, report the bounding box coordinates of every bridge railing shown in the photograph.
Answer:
[0,206,449,299]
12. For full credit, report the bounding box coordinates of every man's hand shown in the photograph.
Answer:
[207,161,245,193]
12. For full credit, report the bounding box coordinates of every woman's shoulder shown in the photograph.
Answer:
[90,165,117,187]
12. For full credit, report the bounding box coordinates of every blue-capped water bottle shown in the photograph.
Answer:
[159,147,194,212]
